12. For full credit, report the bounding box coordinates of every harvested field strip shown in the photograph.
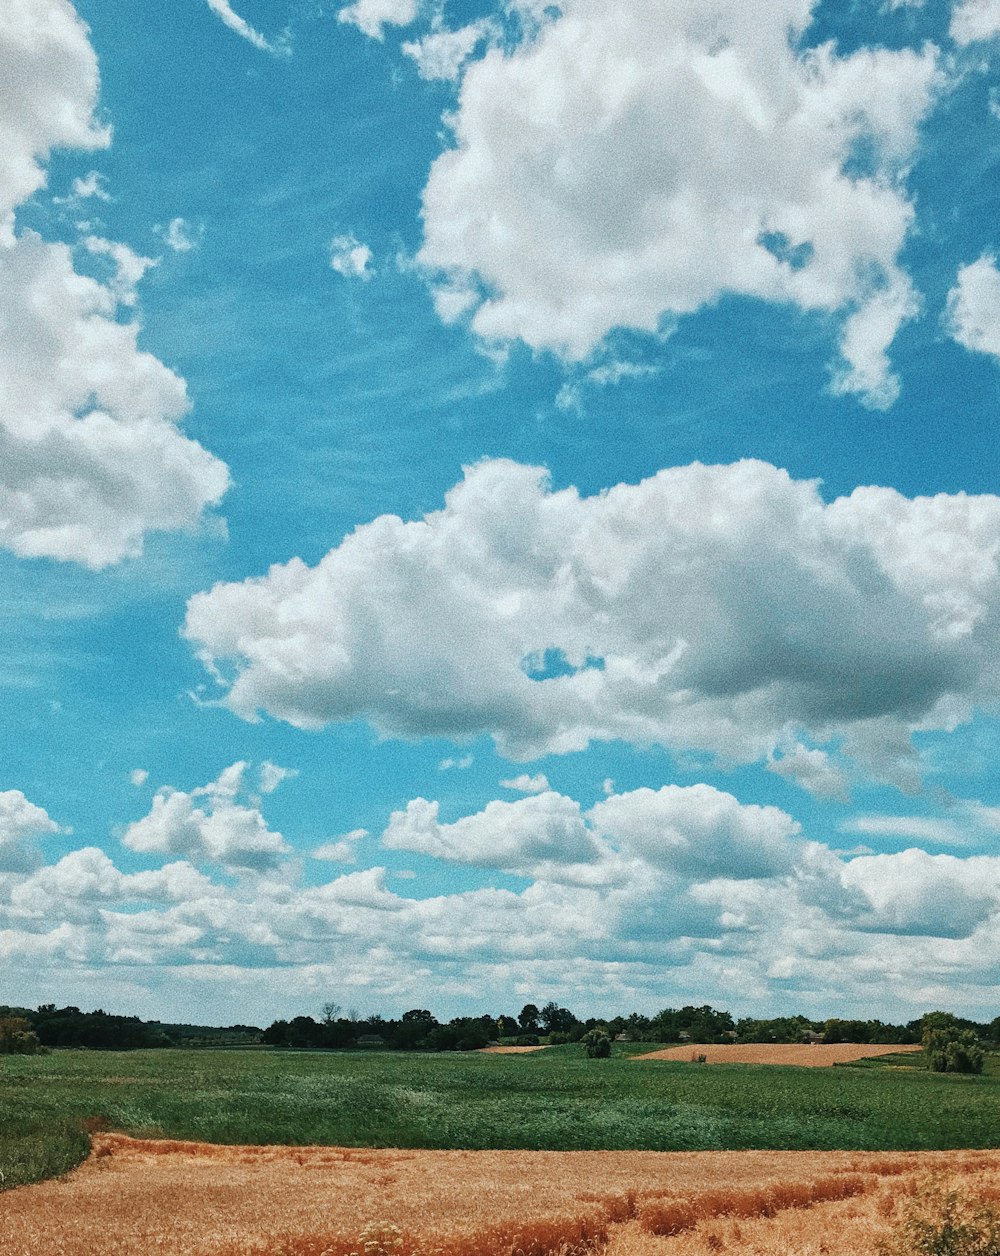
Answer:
[479,1044,549,1053]
[4,1137,1000,1256]
[638,1042,919,1066]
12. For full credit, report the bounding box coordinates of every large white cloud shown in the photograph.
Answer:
[0,0,229,567]
[185,458,1000,786]
[416,0,940,408]
[122,763,291,872]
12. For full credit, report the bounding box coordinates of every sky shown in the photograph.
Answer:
[3,0,1000,1028]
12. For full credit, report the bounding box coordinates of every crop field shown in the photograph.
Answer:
[640,1042,919,1066]
[3,1044,1000,1198]
[3,1134,1000,1256]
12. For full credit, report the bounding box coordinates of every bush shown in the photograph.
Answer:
[924,1027,984,1074]
[582,1029,611,1058]
[878,1179,1000,1256]
[514,1034,539,1047]
[0,1016,42,1055]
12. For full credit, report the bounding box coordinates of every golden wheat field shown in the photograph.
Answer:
[3,1135,1000,1256]
[637,1042,918,1066]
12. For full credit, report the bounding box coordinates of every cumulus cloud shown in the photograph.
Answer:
[185,457,1000,788]
[0,790,61,873]
[945,256,1000,361]
[338,0,418,40]
[950,0,1000,44]
[329,233,373,280]
[130,769,149,787]
[122,763,291,871]
[7,777,1000,1021]
[416,0,940,408]
[0,0,108,229]
[0,0,229,567]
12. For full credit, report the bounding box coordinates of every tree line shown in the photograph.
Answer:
[2,1000,999,1065]
[0,1004,261,1053]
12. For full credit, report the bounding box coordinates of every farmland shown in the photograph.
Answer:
[3,1134,1000,1256]
[640,1042,919,1066]
[3,1042,1000,1198]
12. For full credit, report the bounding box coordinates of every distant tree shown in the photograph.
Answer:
[518,1003,541,1033]
[540,1002,578,1035]
[320,1002,342,1024]
[495,1014,518,1039]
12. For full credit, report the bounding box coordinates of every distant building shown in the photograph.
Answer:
[355,1034,386,1047]
[802,1030,825,1044]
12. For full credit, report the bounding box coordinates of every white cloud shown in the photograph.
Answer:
[0,0,108,231]
[0,1,230,568]
[313,829,368,862]
[840,813,967,845]
[501,773,550,794]
[402,20,494,81]
[82,236,157,305]
[945,255,1000,361]
[590,784,801,881]
[258,761,297,794]
[122,763,291,871]
[130,769,149,787]
[185,457,1000,788]
[768,744,851,802]
[338,0,418,40]
[0,790,60,873]
[61,170,110,203]
[329,233,374,280]
[383,792,607,878]
[7,777,1000,1021]
[417,0,940,408]
[204,0,277,53]
[438,754,473,770]
[950,0,1000,44]
[159,217,201,253]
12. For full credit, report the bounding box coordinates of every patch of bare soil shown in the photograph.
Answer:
[638,1042,918,1066]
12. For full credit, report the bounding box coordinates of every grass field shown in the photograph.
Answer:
[2,1043,999,1197]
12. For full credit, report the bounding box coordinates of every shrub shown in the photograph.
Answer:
[924,1027,984,1074]
[0,1016,42,1055]
[514,1034,539,1047]
[581,1029,611,1058]
[878,1179,1000,1256]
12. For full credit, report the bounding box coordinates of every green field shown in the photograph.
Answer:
[2,1044,998,1194]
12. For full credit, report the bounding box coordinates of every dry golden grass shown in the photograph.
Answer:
[4,1136,1000,1256]
[638,1042,918,1066]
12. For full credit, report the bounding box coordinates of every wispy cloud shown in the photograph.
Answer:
[205,0,284,54]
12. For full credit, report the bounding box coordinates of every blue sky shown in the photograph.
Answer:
[4,0,1000,1026]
